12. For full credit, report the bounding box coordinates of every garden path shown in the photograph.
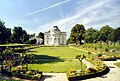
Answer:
[40,73,68,81]
[81,60,120,81]
[82,59,94,69]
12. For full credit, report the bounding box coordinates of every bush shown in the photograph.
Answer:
[2,48,13,55]
[115,54,120,59]
[104,47,109,52]
[97,54,102,57]
[88,68,96,73]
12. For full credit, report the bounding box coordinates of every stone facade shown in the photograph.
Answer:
[44,26,66,45]
[29,37,43,44]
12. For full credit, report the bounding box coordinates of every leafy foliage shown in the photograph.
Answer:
[0,20,12,43]
[11,27,29,43]
[69,24,85,45]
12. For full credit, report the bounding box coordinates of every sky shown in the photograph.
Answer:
[0,0,120,37]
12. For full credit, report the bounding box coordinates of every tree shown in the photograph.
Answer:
[70,24,86,45]
[38,32,44,44]
[0,20,12,43]
[99,25,113,42]
[108,27,120,42]
[66,38,70,45]
[11,26,29,43]
[92,31,100,43]
[114,27,120,42]
[84,27,97,43]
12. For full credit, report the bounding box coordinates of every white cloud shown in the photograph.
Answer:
[25,0,70,16]
[37,0,114,31]
[23,0,120,37]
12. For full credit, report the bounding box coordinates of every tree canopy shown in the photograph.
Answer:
[11,26,29,43]
[68,24,120,44]
[0,20,12,43]
[70,24,85,45]
[0,20,30,44]
[0,19,119,44]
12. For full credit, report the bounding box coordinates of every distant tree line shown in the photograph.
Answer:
[67,24,120,45]
[0,20,44,44]
[0,19,119,44]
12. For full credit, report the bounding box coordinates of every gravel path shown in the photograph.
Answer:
[80,60,120,81]
[82,59,94,69]
[40,73,68,81]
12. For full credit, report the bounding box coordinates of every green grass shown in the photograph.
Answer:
[28,46,88,73]
[114,62,120,68]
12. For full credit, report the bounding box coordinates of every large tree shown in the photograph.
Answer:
[70,24,85,45]
[84,27,97,43]
[108,27,120,42]
[99,25,113,42]
[11,26,29,43]
[0,20,12,43]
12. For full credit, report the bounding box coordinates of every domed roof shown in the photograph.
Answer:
[50,26,61,33]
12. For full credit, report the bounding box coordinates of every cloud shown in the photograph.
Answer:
[37,0,114,31]
[25,0,70,16]
[23,0,120,37]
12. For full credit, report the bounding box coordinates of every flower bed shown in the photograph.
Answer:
[1,66,42,80]
[66,58,109,81]
[66,64,109,81]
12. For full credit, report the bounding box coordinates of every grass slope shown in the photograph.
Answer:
[28,46,88,73]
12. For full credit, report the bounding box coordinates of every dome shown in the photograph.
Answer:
[50,26,61,34]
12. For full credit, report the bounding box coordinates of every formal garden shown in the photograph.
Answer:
[0,43,119,80]
[0,20,120,81]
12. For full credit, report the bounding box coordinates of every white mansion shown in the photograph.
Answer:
[44,26,66,45]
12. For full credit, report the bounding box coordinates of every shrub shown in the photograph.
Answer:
[2,48,13,55]
[115,54,120,59]
[104,47,109,52]
[26,71,31,75]
[97,54,102,57]
[85,69,90,74]
[88,68,96,73]
[68,69,77,76]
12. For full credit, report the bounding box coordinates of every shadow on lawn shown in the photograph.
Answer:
[30,54,64,64]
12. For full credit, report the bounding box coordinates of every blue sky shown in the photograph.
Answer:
[0,0,120,37]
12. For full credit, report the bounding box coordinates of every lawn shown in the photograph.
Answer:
[28,46,88,73]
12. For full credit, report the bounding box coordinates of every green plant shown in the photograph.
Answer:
[2,48,13,55]
[97,54,102,57]
[104,47,109,52]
